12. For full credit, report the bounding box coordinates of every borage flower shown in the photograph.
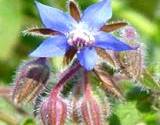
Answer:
[29,0,136,70]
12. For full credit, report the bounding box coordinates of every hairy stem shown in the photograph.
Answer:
[50,61,81,97]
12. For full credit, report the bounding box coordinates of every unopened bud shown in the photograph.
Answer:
[40,96,67,125]
[80,97,103,125]
[115,26,144,81]
[121,26,138,41]
[12,58,50,104]
[80,74,103,125]
[40,98,49,125]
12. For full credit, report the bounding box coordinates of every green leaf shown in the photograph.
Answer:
[113,101,143,125]
[140,69,160,91]
[21,118,36,125]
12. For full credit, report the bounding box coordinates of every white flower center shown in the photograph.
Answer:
[67,24,95,49]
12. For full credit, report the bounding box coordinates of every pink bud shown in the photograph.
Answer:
[115,26,144,80]
[80,73,103,125]
[12,58,50,104]
[40,96,67,125]
[121,26,138,41]
[80,98,102,125]
[40,61,81,125]
[40,99,49,125]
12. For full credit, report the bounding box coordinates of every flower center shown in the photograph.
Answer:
[67,28,95,49]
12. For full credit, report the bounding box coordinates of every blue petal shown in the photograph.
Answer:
[81,0,112,30]
[30,35,69,57]
[35,1,76,34]
[95,32,135,51]
[77,47,98,70]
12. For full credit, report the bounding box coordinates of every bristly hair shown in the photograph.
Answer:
[33,82,53,117]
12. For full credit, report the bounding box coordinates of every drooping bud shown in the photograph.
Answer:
[49,97,67,125]
[12,57,50,104]
[40,60,81,125]
[114,26,144,81]
[81,97,103,125]
[80,72,104,125]
[40,98,49,125]
[40,96,67,125]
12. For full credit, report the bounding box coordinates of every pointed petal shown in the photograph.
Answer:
[30,35,69,57]
[81,0,112,30]
[77,47,98,70]
[101,22,128,32]
[35,1,76,34]
[95,32,135,51]
[68,0,81,22]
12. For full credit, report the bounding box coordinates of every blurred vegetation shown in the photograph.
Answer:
[0,0,160,125]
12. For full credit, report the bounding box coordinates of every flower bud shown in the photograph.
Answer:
[40,98,49,125]
[80,74,103,125]
[39,60,81,125]
[121,26,138,41]
[40,96,67,125]
[115,26,144,81]
[80,97,103,125]
[12,58,50,104]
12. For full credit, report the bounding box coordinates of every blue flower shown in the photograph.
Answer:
[30,0,135,70]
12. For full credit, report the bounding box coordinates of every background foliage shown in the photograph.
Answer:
[0,0,160,125]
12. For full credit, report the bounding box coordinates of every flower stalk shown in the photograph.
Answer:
[50,61,81,97]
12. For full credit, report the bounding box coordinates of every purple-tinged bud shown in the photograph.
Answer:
[121,26,138,41]
[40,98,49,125]
[12,58,50,104]
[114,26,145,81]
[40,96,67,125]
[80,73,103,125]
[40,61,81,125]
[81,97,102,125]
[49,97,67,125]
